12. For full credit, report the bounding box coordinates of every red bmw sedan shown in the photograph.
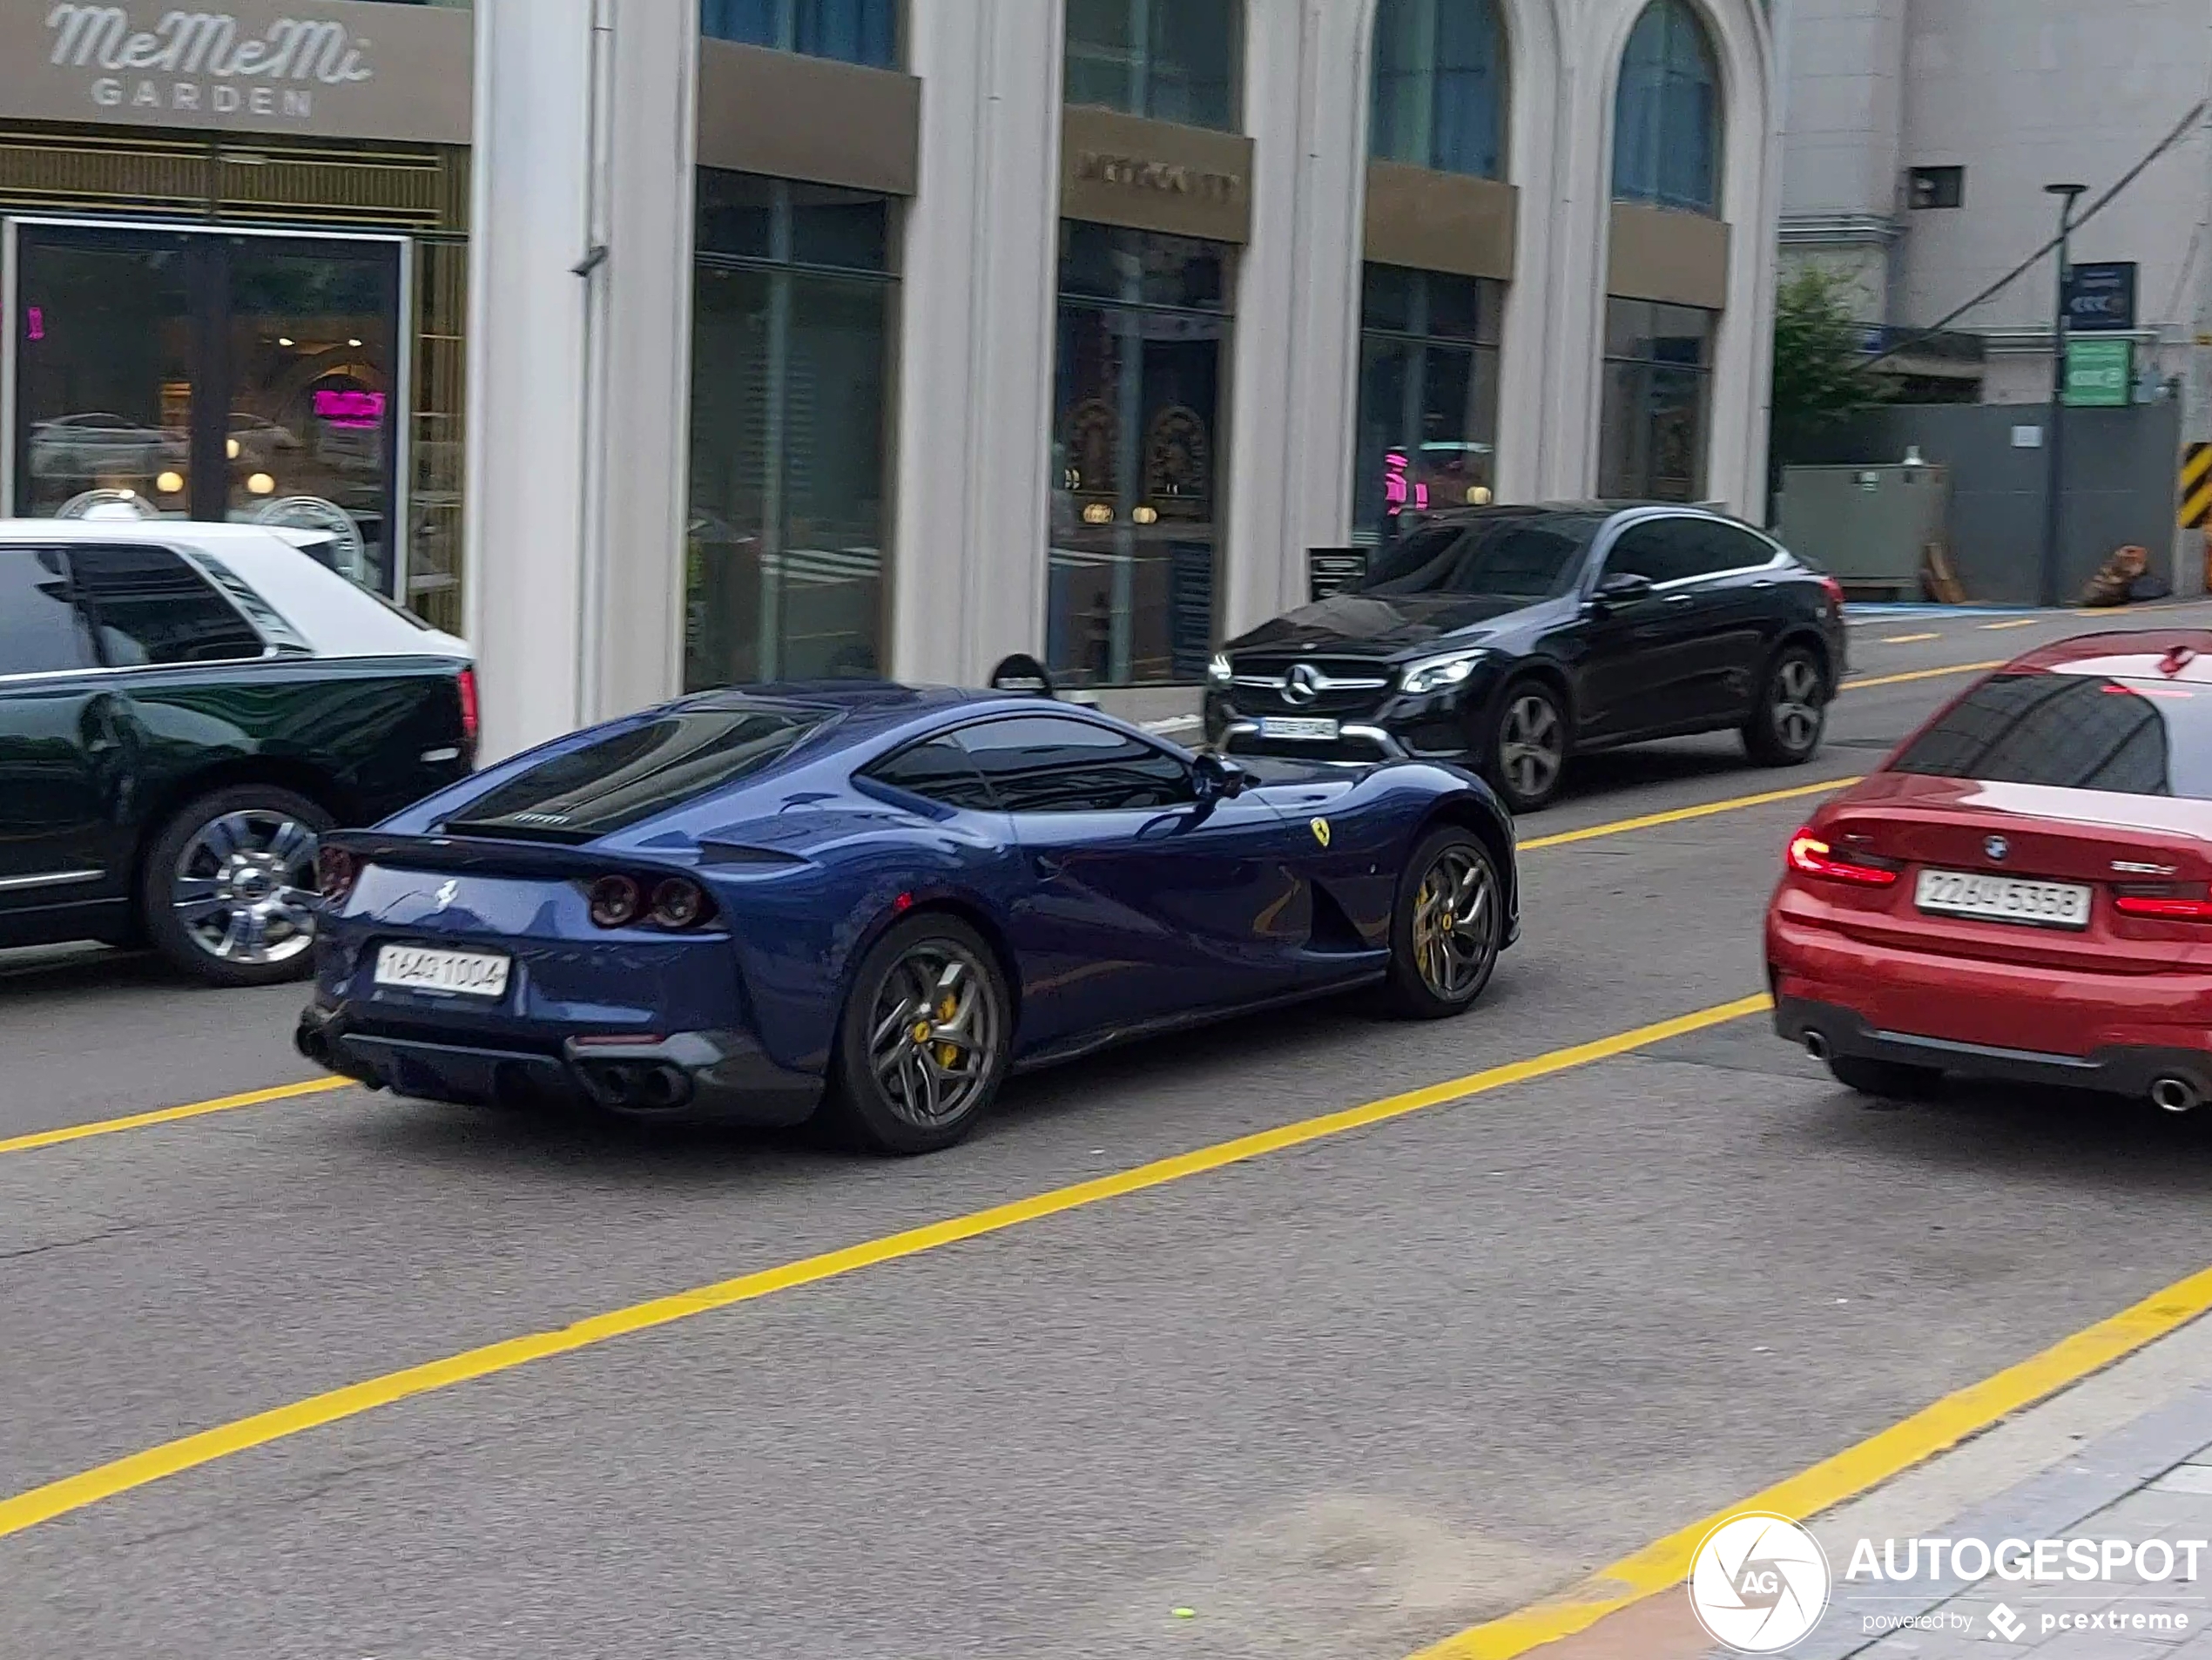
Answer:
[1768,631,2212,1112]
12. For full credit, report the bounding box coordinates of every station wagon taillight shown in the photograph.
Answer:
[457,666,480,750]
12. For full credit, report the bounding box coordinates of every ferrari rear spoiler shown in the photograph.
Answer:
[324,829,696,883]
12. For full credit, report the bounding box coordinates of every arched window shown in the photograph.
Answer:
[1370,0,1507,179]
[702,0,898,68]
[1612,0,1721,214]
[1065,0,1242,132]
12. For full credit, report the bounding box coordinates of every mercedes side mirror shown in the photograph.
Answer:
[1193,751,1249,801]
[1592,571,1655,609]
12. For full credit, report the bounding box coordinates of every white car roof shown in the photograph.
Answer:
[0,519,470,662]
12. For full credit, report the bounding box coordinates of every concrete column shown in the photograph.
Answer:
[890,0,1066,685]
[465,0,698,763]
[1493,0,1563,503]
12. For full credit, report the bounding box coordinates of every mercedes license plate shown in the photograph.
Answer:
[374,943,513,998]
[1258,716,1340,741]
[1913,868,2091,930]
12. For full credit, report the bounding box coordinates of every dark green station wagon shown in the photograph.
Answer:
[0,521,475,987]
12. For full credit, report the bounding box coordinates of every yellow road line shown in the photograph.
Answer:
[0,994,1772,1542]
[1842,659,2005,692]
[1981,618,2042,631]
[1410,1260,2212,1659]
[1520,778,1861,852]
[1879,631,1940,644]
[0,1078,348,1158]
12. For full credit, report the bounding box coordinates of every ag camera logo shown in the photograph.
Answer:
[1689,1512,1832,1653]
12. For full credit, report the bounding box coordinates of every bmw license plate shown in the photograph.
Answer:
[374,943,513,998]
[1258,716,1340,741]
[1913,868,2091,930]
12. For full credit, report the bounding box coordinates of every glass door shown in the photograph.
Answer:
[12,223,404,596]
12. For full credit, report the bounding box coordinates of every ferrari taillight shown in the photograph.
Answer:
[316,846,358,903]
[1786,827,1899,888]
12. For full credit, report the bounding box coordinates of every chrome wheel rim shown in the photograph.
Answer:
[1772,658,1824,753]
[867,941,1001,1129]
[172,810,320,966]
[1500,692,1565,801]
[1410,847,1500,1002]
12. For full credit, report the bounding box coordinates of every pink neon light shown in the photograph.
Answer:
[313,388,386,429]
[25,306,44,341]
[1383,451,1428,516]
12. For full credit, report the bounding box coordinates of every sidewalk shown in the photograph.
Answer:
[1520,1314,2212,1660]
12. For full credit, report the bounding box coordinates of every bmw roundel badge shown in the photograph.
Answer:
[1984,835,2009,863]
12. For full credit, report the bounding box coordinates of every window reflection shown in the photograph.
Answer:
[1050,224,1231,688]
[1370,0,1507,179]
[1598,298,1713,503]
[1894,674,2187,798]
[1064,0,1241,131]
[686,172,895,691]
[701,0,898,65]
[1353,266,1501,543]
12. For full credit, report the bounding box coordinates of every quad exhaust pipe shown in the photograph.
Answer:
[2150,1076,2202,1115]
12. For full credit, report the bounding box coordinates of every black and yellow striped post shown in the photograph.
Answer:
[2182,442,2212,530]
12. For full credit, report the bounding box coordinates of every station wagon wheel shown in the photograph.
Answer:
[1488,682,1568,812]
[1744,646,1828,767]
[826,914,1012,1156]
[1382,827,1504,1020]
[140,786,334,989]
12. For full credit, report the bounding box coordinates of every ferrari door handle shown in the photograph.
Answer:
[1664,592,1696,606]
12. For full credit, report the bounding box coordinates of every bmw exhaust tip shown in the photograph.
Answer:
[2150,1076,2202,1115]
[1802,1030,1831,1063]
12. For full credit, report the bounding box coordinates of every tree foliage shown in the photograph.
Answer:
[1771,267,1883,427]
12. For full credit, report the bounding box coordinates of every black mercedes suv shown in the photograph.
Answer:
[1203,503,1848,812]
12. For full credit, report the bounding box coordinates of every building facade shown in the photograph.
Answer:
[1777,0,2210,404]
[0,0,1782,761]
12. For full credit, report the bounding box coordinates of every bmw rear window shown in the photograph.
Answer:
[445,705,831,841]
[1892,671,2212,800]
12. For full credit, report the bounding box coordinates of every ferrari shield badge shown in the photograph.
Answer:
[1310,817,1332,847]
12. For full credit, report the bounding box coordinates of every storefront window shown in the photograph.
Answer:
[1049,222,1230,688]
[702,0,897,65]
[14,224,403,595]
[686,170,896,691]
[1352,266,1501,544]
[1064,0,1241,132]
[1598,298,1713,502]
[1370,0,1507,179]
[1613,0,1722,214]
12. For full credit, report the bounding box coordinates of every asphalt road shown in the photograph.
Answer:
[5,604,2212,1660]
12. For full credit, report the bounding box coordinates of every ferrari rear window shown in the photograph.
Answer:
[1892,671,2212,800]
[445,706,830,841]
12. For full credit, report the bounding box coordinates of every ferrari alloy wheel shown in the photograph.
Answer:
[1383,828,1504,1019]
[826,914,1012,1155]
[1490,683,1568,812]
[1744,647,1827,766]
[141,786,335,989]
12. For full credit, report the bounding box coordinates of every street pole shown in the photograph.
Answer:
[2042,182,2087,610]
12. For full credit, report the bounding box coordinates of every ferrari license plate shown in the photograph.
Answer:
[1258,716,1340,741]
[1913,868,2092,930]
[374,943,512,998]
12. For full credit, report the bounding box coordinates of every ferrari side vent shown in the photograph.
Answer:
[700,841,809,868]
[1307,881,1369,955]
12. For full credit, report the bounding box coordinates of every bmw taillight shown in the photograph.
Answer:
[316,846,358,903]
[2114,883,2212,921]
[1786,827,1900,887]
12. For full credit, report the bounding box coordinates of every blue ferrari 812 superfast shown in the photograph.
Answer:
[296,685,1519,1153]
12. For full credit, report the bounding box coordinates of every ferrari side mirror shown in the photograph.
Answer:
[1193,751,1248,801]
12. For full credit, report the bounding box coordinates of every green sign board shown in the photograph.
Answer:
[2064,337,2133,407]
